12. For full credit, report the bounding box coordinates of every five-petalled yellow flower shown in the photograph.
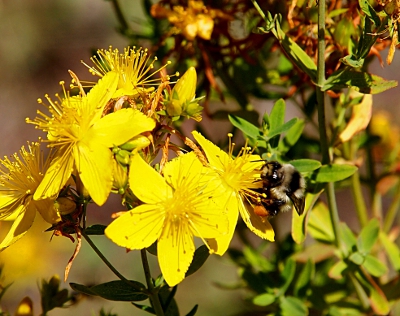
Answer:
[0,142,60,251]
[28,71,156,206]
[105,152,229,286]
[192,131,275,255]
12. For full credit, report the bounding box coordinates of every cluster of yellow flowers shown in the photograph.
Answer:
[0,47,274,287]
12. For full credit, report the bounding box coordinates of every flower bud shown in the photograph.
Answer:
[120,134,151,151]
[166,67,197,117]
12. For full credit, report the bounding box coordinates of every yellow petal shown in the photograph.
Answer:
[105,204,164,249]
[238,197,275,241]
[172,67,197,104]
[163,152,203,188]
[129,154,172,204]
[74,141,113,206]
[0,205,35,251]
[158,221,195,286]
[86,71,119,123]
[192,131,230,170]
[88,109,155,147]
[207,192,239,255]
[34,198,60,224]
[34,145,74,200]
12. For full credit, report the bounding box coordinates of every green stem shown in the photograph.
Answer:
[316,0,342,249]
[141,249,165,316]
[110,0,130,33]
[383,180,400,233]
[349,272,370,310]
[81,229,144,292]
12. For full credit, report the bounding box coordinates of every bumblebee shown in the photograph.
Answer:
[253,161,306,217]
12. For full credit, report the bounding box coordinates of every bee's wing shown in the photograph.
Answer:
[290,194,305,215]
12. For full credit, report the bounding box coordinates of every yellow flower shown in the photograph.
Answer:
[192,131,275,255]
[151,1,231,41]
[27,71,156,206]
[82,46,171,99]
[0,142,60,251]
[105,152,229,286]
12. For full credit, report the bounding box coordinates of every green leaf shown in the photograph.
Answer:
[349,251,365,265]
[363,254,387,277]
[280,296,308,316]
[243,246,275,272]
[292,192,322,244]
[253,293,276,306]
[277,259,296,296]
[84,224,106,235]
[379,231,400,270]
[267,118,298,139]
[228,114,260,139]
[358,0,381,27]
[146,241,158,256]
[278,120,305,154]
[328,260,348,279]
[185,245,210,277]
[339,223,358,257]
[308,202,335,243]
[294,260,314,298]
[322,69,398,94]
[132,303,155,314]
[185,305,198,316]
[314,164,357,183]
[289,159,321,173]
[355,270,390,315]
[357,218,379,254]
[70,281,148,302]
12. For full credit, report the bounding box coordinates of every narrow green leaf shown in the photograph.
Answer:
[275,24,317,81]
[358,0,381,27]
[322,69,398,94]
[294,260,314,298]
[289,159,321,173]
[228,114,260,139]
[269,99,286,131]
[132,303,155,314]
[280,296,308,316]
[339,223,358,257]
[84,224,106,235]
[278,259,296,296]
[355,270,390,315]
[278,120,305,154]
[70,281,148,302]
[363,255,387,277]
[253,293,276,306]
[268,118,298,139]
[357,218,379,254]
[379,231,400,270]
[69,283,97,296]
[314,164,357,183]
[292,192,322,244]
[308,202,335,243]
[185,305,198,316]
[185,245,210,277]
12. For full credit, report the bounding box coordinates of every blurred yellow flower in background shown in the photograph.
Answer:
[105,152,229,286]
[0,142,60,251]
[192,131,275,255]
[151,0,231,41]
